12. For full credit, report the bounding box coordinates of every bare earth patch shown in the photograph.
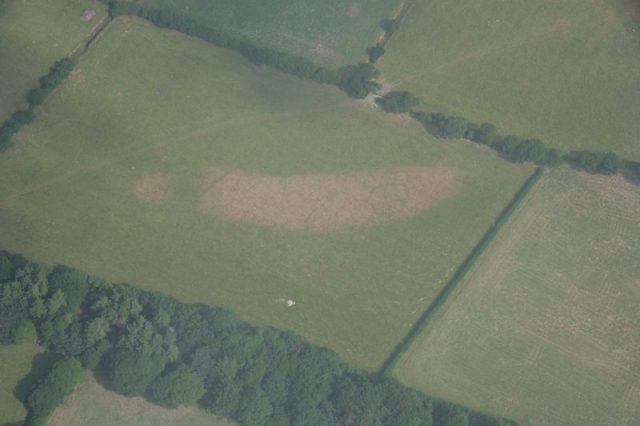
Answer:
[68,69,86,86]
[199,166,459,232]
[131,173,170,202]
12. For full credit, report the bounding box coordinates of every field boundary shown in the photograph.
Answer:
[378,0,417,46]
[1,251,519,426]
[0,12,113,152]
[377,167,544,377]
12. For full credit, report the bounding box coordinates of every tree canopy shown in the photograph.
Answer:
[0,254,519,426]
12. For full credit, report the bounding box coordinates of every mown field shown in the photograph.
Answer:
[380,0,640,159]
[0,0,106,122]
[395,170,640,425]
[139,0,399,67]
[48,378,232,426]
[0,17,531,371]
[0,342,42,424]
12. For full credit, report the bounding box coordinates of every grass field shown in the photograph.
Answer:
[395,170,640,425]
[140,0,400,67]
[48,378,232,426]
[380,0,640,160]
[0,17,531,371]
[0,0,106,122]
[0,342,47,424]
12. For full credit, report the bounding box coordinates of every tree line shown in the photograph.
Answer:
[105,1,381,100]
[379,167,544,376]
[0,58,77,152]
[3,3,637,187]
[406,109,640,180]
[86,2,640,184]
[0,251,518,426]
[410,111,561,166]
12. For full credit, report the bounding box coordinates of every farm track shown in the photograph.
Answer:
[378,167,544,377]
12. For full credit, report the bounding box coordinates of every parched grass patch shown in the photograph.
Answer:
[0,18,532,370]
[381,0,640,159]
[48,378,233,426]
[0,342,43,424]
[395,169,640,425]
[198,166,459,232]
[136,0,400,67]
[0,0,106,121]
[131,173,172,202]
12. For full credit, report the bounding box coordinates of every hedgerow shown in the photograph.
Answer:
[0,57,77,152]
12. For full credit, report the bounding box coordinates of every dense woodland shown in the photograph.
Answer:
[0,252,517,426]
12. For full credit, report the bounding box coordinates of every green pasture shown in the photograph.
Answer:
[0,342,44,424]
[381,0,640,159]
[140,0,399,67]
[396,169,640,425]
[0,0,106,122]
[48,378,232,426]
[0,18,531,371]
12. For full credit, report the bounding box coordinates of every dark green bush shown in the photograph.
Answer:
[376,91,419,113]
[10,109,36,126]
[563,151,622,175]
[148,364,206,408]
[104,348,167,396]
[0,255,11,281]
[366,44,385,63]
[9,320,37,344]
[338,63,381,98]
[24,357,83,426]
[380,19,399,34]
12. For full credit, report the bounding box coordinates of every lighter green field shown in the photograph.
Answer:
[141,0,399,67]
[0,0,106,122]
[396,170,640,425]
[381,0,640,159]
[48,378,232,426]
[0,342,42,424]
[0,17,531,371]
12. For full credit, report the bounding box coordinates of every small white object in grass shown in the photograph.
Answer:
[286,299,296,307]
[81,9,96,21]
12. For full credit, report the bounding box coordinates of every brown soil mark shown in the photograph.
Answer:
[347,4,360,17]
[68,69,86,85]
[131,173,170,202]
[199,166,459,232]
